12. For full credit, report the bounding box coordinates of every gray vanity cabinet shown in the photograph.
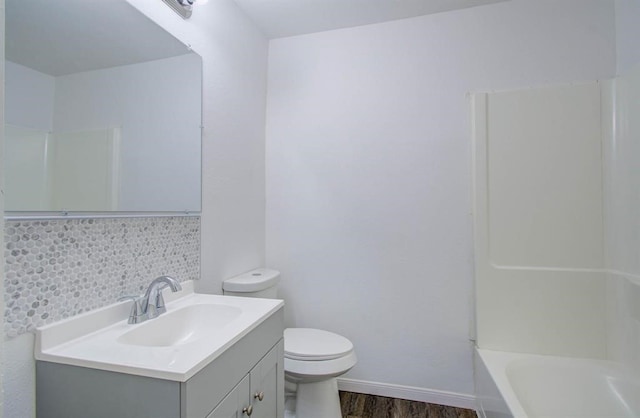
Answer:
[36,308,284,418]
[208,375,251,418]
[208,340,283,418]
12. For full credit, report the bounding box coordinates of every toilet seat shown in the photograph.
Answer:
[284,328,357,382]
[284,328,354,361]
[285,350,357,379]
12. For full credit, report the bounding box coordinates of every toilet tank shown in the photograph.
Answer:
[222,268,280,299]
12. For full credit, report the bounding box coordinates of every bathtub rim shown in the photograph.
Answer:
[476,348,528,417]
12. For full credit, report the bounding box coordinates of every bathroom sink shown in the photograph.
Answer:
[34,281,284,381]
[117,304,242,347]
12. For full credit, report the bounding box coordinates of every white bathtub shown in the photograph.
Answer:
[475,348,640,418]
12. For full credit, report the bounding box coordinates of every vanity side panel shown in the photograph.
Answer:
[36,361,181,418]
[182,307,284,418]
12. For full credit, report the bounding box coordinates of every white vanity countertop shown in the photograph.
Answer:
[35,282,284,382]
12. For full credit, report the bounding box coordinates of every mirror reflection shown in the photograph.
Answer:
[5,0,202,213]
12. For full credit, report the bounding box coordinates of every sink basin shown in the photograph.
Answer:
[117,304,242,347]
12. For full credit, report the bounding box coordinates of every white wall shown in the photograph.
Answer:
[265,0,615,399]
[1,1,5,415]
[53,54,201,211]
[5,61,54,131]
[4,336,34,418]
[125,1,268,291]
[615,0,640,74]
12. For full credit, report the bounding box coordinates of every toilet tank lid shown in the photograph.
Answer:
[222,268,280,292]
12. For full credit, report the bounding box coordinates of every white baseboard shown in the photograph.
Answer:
[337,378,477,411]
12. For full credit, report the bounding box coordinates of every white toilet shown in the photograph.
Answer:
[223,268,357,418]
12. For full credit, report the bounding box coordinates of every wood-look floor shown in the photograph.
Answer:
[339,391,477,418]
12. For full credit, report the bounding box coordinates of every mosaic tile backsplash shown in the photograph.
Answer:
[4,216,200,337]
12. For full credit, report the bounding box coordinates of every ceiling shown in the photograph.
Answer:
[5,0,190,76]
[6,0,509,75]
[233,0,508,39]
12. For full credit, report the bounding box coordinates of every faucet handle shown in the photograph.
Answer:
[154,290,167,316]
[118,295,148,324]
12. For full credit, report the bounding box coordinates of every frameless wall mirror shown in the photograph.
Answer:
[4,0,202,215]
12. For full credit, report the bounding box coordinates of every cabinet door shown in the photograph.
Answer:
[207,375,251,418]
[250,340,284,418]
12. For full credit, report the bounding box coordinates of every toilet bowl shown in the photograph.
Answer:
[223,269,357,418]
[284,328,357,418]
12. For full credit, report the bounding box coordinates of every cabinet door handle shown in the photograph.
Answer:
[242,405,253,416]
[254,391,264,401]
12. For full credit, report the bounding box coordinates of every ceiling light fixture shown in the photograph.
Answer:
[161,0,193,19]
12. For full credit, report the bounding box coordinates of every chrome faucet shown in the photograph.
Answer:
[120,276,182,324]
[143,275,182,319]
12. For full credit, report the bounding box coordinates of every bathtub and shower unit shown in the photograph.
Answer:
[475,349,640,418]
[471,67,640,418]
